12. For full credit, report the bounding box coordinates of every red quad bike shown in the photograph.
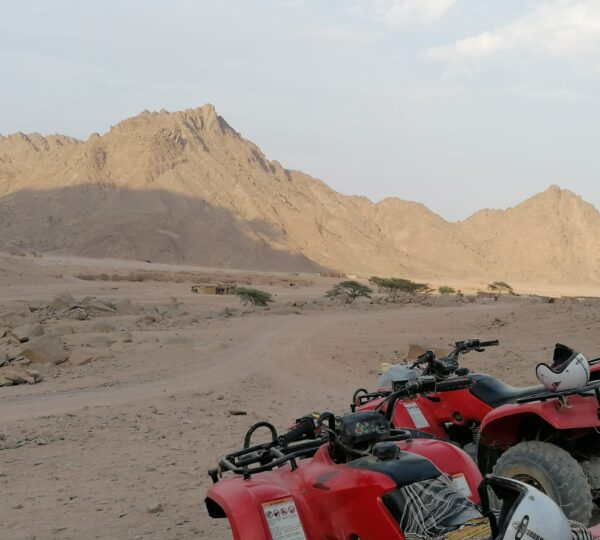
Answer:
[353,339,600,524]
[205,404,600,539]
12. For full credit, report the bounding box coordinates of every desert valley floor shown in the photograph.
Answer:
[1,253,600,539]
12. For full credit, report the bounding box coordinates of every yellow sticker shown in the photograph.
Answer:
[446,518,492,540]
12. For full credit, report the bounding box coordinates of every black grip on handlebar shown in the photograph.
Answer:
[278,417,316,446]
[479,340,499,347]
[435,377,474,392]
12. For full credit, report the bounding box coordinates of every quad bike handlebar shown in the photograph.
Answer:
[411,338,499,378]
[278,417,317,447]
[375,375,475,422]
[352,372,476,410]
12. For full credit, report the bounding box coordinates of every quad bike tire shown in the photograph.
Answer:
[492,441,593,525]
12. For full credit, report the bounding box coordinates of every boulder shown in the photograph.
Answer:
[21,335,68,365]
[83,335,114,348]
[145,501,163,514]
[1,367,27,384]
[67,308,89,320]
[52,324,75,335]
[14,357,31,366]
[81,298,115,314]
[1,311,37,328]
[114,298,138,315]
[0,352,8,367]
[25,368,43,382]
[69,348,114,366]
[89,321,117,333]
[11,323,44,343]
[50,292,77,311]
[28,301,50,312]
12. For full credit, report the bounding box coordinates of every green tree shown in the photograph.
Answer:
[438,286,456,295]
[235,287,274,307]
[326,280,372,301]
[381,278,431,297]
[369,276,386,292]
[488,281,515,295]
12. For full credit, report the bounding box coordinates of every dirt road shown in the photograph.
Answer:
[2,255,600,539]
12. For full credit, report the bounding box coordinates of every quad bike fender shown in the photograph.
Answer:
[401,439,483,502]
[206,477,290,539]
[479,394,600,449]
[589,523,600,538]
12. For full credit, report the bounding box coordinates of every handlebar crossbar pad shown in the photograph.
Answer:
[435,377,474,392]
[278,418,316,446]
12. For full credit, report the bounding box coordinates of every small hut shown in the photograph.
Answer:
[319,272,346,278]
[191,284,236,295]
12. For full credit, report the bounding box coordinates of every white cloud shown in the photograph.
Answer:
[353,0,456,27]
[429,0,600,62]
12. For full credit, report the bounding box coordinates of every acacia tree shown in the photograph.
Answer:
[381,278,431,298]
[326,280,372,301]
[370,276,386,293]
[488,281,515,295]
[235,287,274,307]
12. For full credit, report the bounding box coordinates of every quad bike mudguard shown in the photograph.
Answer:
[206,439,483,540]
[479,392,600,451]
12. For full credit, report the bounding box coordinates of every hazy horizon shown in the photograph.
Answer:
[2,0,599,220]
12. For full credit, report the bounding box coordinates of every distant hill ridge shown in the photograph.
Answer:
[1,104,599,285]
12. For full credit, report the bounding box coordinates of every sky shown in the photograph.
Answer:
[1,0,599,221]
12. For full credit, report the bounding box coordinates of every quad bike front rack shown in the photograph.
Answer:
[209,418,328,482]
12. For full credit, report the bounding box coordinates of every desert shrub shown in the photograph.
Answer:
[438,286,456,295]
[235,287,273,307]
[487,281,515,295]
[326,280,372,301]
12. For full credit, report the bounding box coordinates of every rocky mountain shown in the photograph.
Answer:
[0,104,599,285]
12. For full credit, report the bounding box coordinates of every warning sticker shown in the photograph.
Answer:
[404,401,430,428]
[450,473,472,498]
[262,497,307,540]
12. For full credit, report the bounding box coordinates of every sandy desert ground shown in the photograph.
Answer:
[1,253,600,540]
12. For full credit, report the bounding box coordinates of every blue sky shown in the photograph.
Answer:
[1,0,599,220]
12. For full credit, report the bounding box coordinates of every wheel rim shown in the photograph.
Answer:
[512,473,546,493]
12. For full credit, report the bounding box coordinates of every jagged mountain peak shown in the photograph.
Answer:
[0,105,599,285]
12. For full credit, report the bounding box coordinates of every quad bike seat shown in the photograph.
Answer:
[469,374,545,408]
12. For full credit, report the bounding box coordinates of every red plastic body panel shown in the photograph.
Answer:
[206,440,483,540]
[589,524,600,539]
[362,360,600,444]
[479,394,600,448]
[360,388,493,440]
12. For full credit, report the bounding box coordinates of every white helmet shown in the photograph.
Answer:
[485,475,575,540]
[536,343,590,392]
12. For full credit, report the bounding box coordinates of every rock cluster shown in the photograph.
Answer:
[0,430,63,450]
[0,292,141,387]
